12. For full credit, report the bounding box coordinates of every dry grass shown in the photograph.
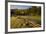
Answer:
[10,16,41,29]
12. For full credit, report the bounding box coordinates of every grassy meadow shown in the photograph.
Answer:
[11,16,41,28]
[10,6,41,28]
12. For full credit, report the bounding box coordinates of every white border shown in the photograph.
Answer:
[8,2,44,32]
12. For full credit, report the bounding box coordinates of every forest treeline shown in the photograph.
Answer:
[11,6,41,16]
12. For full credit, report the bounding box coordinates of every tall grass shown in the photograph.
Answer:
[10,16,41,29]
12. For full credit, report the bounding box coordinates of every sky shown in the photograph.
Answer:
[10,5,32,9]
